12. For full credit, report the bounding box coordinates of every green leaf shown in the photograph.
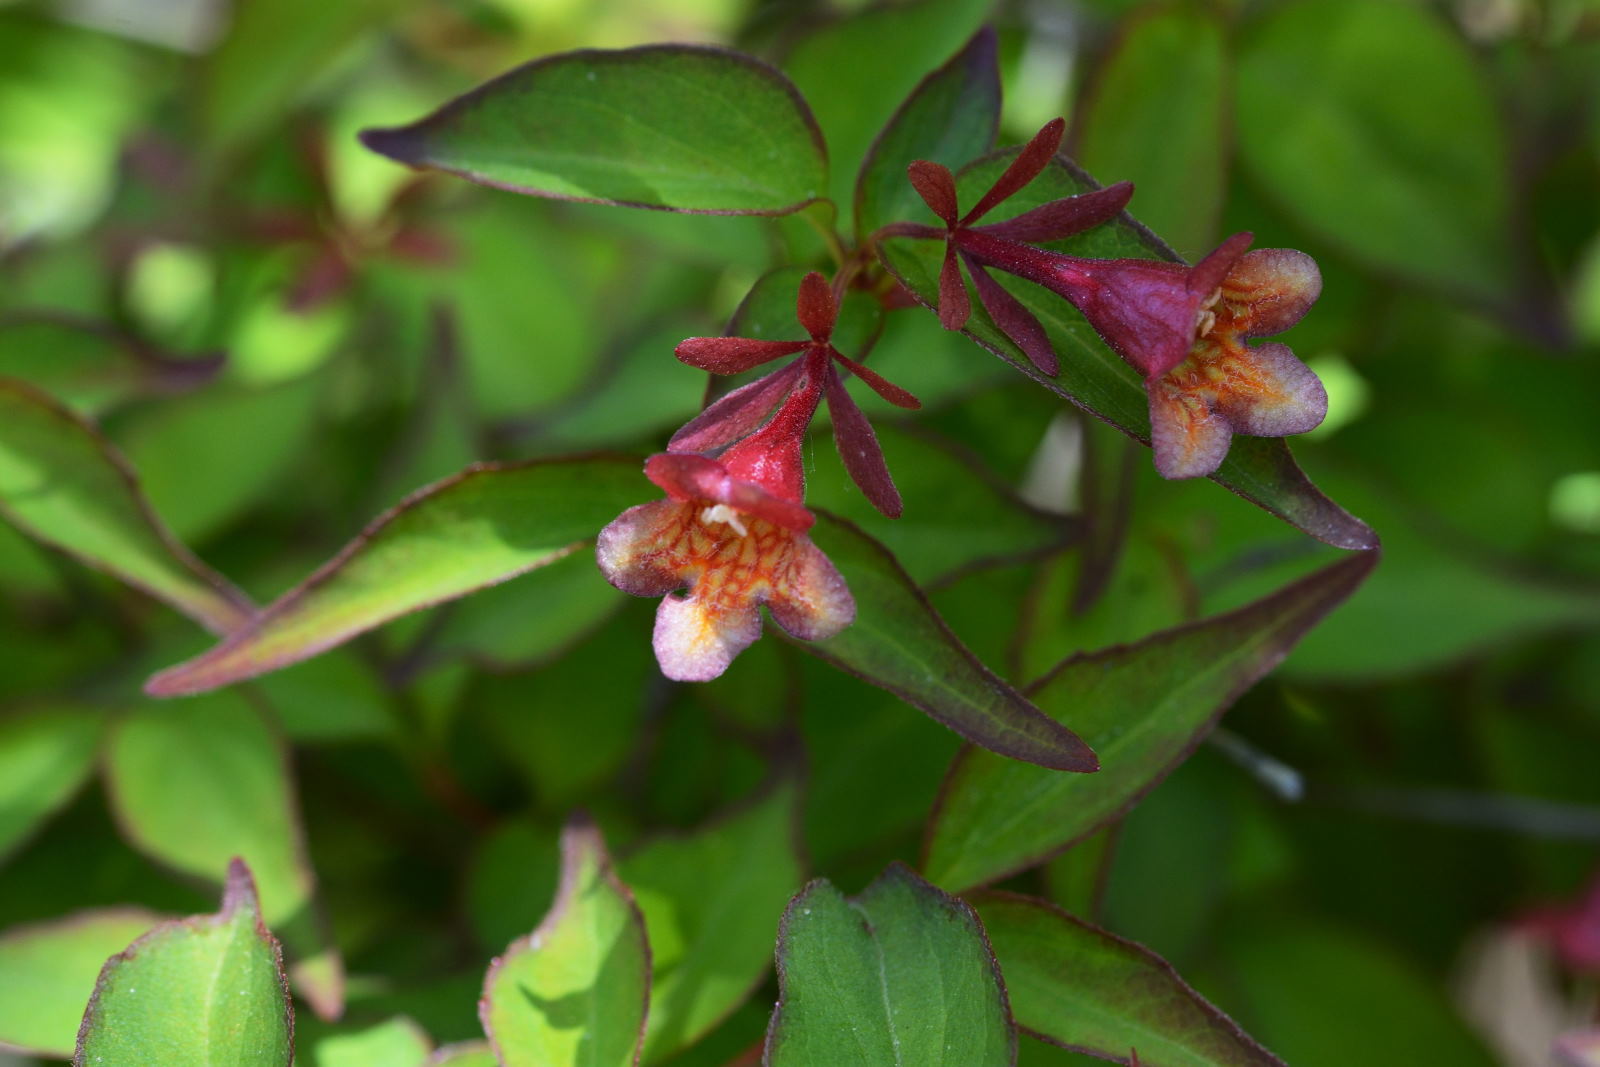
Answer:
[0,376,253,634]
[0,705,102,861]
[0,908,162,1057]
[427,1043,498,1066]
[314,1016,433,1067]
[480,817,650,1067]
[360,45,827,215]
[1210,913,1496,1067]
[1076,5,1229,259]
[785,0,992,211]
[878,156,1377,551]
[102,693,343,1019]
[806,510,1098,772]
[1236,0,1517,304]
[145,457,643,696]
[924,552,1374,892]
[76,860,294,1066]
[765,863,1014,1065]
[618,777,804,1060]
[806,422,1075,584]
[855,26,1000,238]
[971,891,1286,1066]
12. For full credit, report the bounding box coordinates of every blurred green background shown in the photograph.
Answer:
[2,0,1600,1063]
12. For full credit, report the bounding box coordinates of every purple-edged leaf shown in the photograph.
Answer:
[360,45,827,215]
[675,337,807,375]
[877,153,1376,550]
[102,693,343,1018]
[618,778,803,1060]
[924,552,1374,891]
[0,909,162,1058]
[0,705,102,862]
[75,861,294,1066]
[0,377,253,634]
[765,863,1014,1065]
[480,817,650,1067]
[804,511,1096,772]
[856,27,999,236]
[824,368,903,519]
[971,891,1286,1066]
[145,457,642,696]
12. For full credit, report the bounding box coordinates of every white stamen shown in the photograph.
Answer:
[700,504,747,536]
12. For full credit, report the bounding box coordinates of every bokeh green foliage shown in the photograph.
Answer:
[2,0,1599,1063]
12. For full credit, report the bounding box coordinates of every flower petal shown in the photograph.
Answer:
[796,271,837,341]
[960,118,1066,225]
[596,500,693,597]
[830,350,920,409]
[653,590,762,681]
[646,452,814,531]
[767,534,855,641]
[970,181,1133,244]
[668,361,803,452]
[1186,231,1254,297]
[1148,380,1234,480]
[907,160,959,226]
[675,336,807,374]
[1219,248,1321,338]
[824,368,903,518]
[964,255,1058,376]
[1209,341,1327,438]
[938,243,971,330]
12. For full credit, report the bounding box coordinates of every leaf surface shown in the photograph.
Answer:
[0,909,162,1057]
[972,891,1285,1065]
[924,552,1374,891]
[877,157,1375,550]
[0,705,102,861]
[481,817,650,1067]
[0,377,252,634]
[806,511,1098,772]
[619,778,803,1060]
[146,457,643,695]
[102,693,343,1018]
[765,863,1014,1065]
[361,45,826,215]
[75,861,294,1067]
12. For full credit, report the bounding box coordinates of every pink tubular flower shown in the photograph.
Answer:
[960,228,1328,479]
[596,383,855,682]
[672,271,919,518]
[887,118,1135,376]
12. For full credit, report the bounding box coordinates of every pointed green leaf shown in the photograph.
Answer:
[619,778,804,1060]
[924,552,1374,892]
[361,45,827,215]
[1236,0,1518,306]
[0,705,102,861]
[102,693,343,1018]
[1076,6,1229,259]
[0,909,162,1058]
[806,511,1098,772]
[877,157,1376,551]
[972,891,1286,1065]
[145,457,643,696]
[0,376,253,634]
[766,863,1014,1065]
[481,817,650,1067]
[75,861,294,1066]
[854,26,1000,238]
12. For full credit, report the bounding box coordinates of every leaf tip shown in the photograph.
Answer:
[358,124,426,168]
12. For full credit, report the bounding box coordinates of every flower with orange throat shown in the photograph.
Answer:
[958,228,1328,479]
[596,379,854,681]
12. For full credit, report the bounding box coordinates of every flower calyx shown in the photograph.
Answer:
[672,270,918,519]
[887,118,1135,376]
